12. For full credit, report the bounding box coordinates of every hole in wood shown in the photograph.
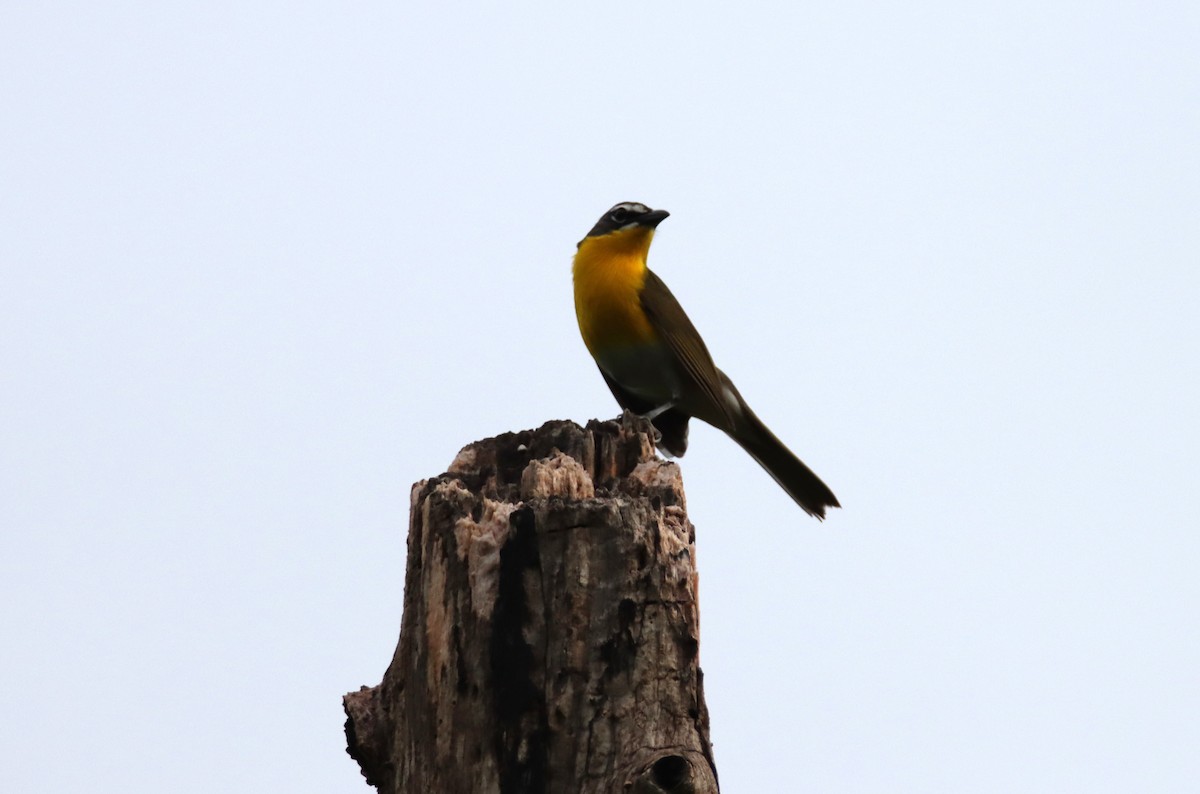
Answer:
[651,754,689,789]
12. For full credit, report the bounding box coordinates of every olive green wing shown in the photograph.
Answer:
[638,268,735,430]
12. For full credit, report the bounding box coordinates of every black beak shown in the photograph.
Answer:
[641,209,670,228]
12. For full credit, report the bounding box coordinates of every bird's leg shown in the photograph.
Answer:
[641,400,677,421]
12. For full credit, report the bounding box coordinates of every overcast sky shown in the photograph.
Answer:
[3,2,1197,792]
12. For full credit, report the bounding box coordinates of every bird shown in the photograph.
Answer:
[572,201,840,519]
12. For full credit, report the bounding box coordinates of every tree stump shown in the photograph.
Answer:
[344,414,718,793]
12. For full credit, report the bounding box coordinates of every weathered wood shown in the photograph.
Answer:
[344,415,718,793]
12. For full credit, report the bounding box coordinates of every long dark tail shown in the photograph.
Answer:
[720,376,840,519]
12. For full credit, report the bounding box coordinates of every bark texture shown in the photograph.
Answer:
[344,415,717,794]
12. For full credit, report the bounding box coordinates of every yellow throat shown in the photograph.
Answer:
[572,226,659,355]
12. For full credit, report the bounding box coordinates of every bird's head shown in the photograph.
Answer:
[577,202,670,251]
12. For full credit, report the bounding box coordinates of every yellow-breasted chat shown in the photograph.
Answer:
[573,201,840,519]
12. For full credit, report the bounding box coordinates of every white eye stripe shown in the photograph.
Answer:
[608,202,650,214]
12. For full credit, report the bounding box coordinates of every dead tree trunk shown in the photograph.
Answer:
[344,415,718,794]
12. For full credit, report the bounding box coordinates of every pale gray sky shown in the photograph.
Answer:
[2,2,1197,792]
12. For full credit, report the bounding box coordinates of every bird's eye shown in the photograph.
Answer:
[610,207,630,224]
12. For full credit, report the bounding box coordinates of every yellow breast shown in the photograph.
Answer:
[572,227,659,354]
